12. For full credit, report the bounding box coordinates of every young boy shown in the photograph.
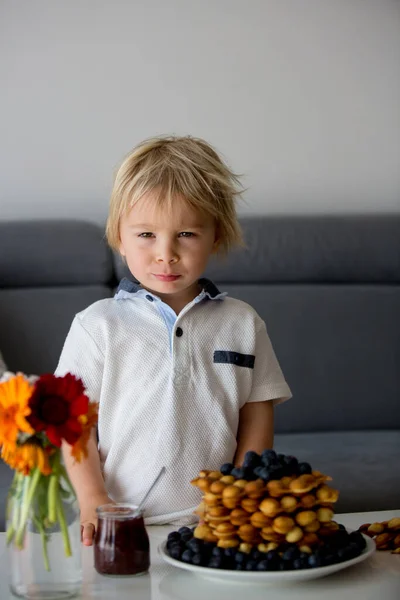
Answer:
[56,136,291,545]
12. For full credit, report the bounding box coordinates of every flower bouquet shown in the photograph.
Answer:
[0,372,97,598]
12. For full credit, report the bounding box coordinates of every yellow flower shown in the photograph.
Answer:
[0,374,34,448]
[1,443,53,476]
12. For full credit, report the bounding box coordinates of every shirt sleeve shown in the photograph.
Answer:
[54,316,104,403]
[247,319,292,405]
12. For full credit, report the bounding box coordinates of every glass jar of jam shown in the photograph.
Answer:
[94,504,150,576]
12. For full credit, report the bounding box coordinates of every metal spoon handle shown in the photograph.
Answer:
[138,466,166,511]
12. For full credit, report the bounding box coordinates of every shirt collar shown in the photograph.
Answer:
[115,277,226,302]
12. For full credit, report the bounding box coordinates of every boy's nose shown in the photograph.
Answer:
[156,243,179,264]
[156,255,178,264]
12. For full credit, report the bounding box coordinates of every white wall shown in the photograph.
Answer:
[0,0,399,222]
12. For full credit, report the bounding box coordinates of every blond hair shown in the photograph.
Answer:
[106,136,243,254]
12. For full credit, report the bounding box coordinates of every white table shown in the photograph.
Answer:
[1,510,399,599]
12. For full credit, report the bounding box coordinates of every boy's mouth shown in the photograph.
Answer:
[153,274,181,282]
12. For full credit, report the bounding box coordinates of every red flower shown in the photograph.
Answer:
[27,374,89,447]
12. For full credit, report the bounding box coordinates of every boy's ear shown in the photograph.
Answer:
[212,238,220,253]
[212,223,221,252]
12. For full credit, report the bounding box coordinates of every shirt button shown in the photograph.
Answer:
[176,327,183,337]
[146,295,154,302]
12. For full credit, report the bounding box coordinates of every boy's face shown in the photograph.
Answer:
[119,191,218,312]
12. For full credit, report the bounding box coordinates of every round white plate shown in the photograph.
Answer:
[158,533,375,584]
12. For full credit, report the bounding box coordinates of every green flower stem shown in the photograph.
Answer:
[15,467,41,549]
[33,516,50,572]
[59,464,76,499]
[47,474,58,524]
[55,483,72,557]
[6,472,23,545]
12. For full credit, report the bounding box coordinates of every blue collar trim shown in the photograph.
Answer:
[115,277,226,301]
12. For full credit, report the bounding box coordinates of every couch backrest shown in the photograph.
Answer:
[1,216,399,434]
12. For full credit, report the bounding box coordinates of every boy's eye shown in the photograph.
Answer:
[138,232,154,238]
[178,232,195,238]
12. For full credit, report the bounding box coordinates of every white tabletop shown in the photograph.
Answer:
[1,510,399,600]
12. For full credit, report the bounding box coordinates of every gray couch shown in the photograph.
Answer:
[1,217,399,530]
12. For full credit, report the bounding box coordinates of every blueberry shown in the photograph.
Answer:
[167,531,181,543]
[349,531,366,551]
[220,462,234,475]
[256,466,271,482]
[338,523,347,531]
[203,541,215,553]
[261,449,278,466]
[181,549,194,563]
[331,530,350,548]
[178,526,192,535]
[268,465,284,480]
[224,547,237,558]
[308,553,322,568]
[337,547,350,562]
[180,531,193,543]
[283,547,300,561]
[279,561,291,570]
[166,538,181,551]
[257,559,269,570]
[231,466,246,479]
[192,553,203,566]
[261,449,277,461]
[282,455,299,474]
[251,550,262,561]
[324,553,336,565]
[208,557,222,568]
[284,454,298,466]
[245,560,258,571]
[169,544,183,560]
[293,557,308,569]
[242,451,261,469]
[266,551,281,570]
[235,563,245,570]
[346,542,361,559]
[299,552,310,562]
[253,465,266,478]
[187,538,203,553]
[212,546,224,558]
[234,551,247,564]
[298,462,312,475]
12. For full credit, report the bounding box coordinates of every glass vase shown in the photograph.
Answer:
[6,469,82,600]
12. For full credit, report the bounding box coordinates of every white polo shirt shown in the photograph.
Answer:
[55,279,291,524]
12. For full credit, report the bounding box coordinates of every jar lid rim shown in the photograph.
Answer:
[96,503,143,519]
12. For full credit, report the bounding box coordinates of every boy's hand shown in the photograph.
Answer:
[80,494,114,546]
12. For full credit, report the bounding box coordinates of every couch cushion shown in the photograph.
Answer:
[0,286,112,374]
[0,220,114,287]
[275,430,400,513]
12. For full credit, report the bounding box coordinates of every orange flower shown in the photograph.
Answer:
[1,442,53,475]
[71,401,98,462]
[0,374,34,450]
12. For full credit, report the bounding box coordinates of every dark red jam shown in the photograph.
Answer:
[94,504,150,576]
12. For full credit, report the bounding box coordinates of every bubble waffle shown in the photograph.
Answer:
[191,452,340,556]
[359,518,400,554]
